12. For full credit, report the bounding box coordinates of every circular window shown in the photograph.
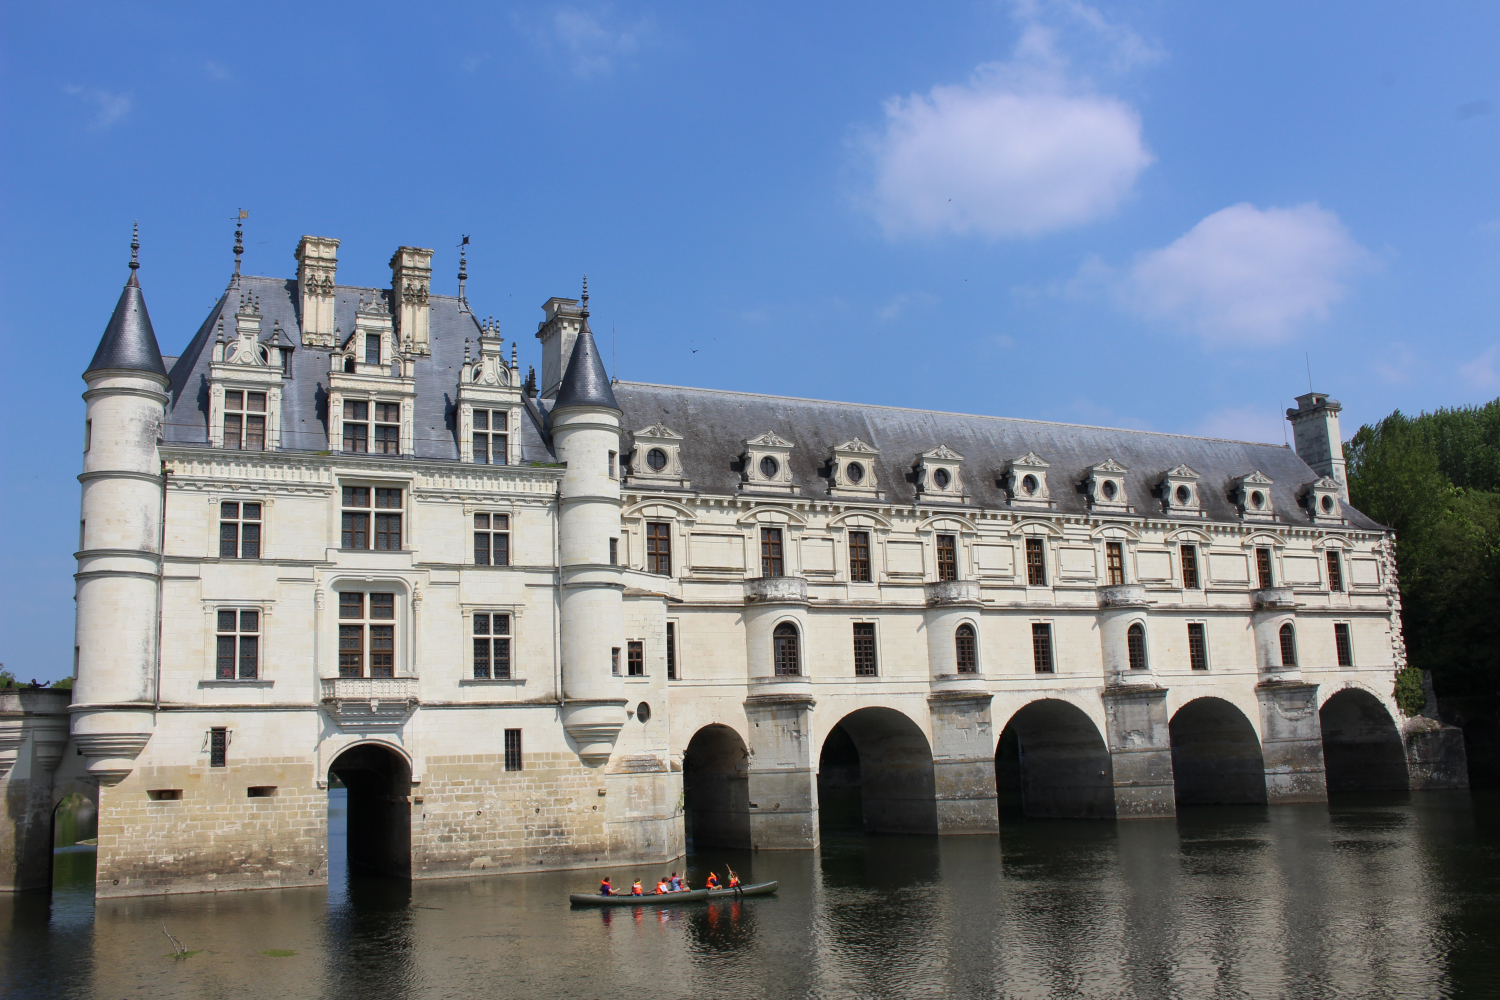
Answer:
[1175,485,1192,504]
[933,468,951,489]
[1021,474,1038,495]
[759,456,780,479]
[646,448,667,472]
[636,702,651,724]
[1251,490,1265,509]
[1101,480,1117,500]
[1320,494,1334,513]
[846,462,865,484]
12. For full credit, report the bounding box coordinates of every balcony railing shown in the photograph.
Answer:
[1252,587,1298,610]
[320,677,419,730]
[744,576,808,604]
[1097,584,1149,608]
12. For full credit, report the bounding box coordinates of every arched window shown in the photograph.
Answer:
[955,623,977,673]
[773,622,800,676]
[1279,623,1297,666]
[1127,622,1148,670]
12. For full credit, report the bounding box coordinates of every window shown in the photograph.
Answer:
[219,502,262,559]
[1187,623,1208,671]
[1105,542,1125,586]
[1126,622,1147,670]
[343,400,399,455]
[1031,623,1054,673]
[339,591,395,678]
[627,640,644,677]
[341,487,402,550]
[365,333,381,365]
[933,468,951,489]
[343,401,368,453]
[666,622,677,680]
[609,451,618,478]
[936,534,958,582]
[853,623,877,677]
[1256,547,1274,589]
[472,612,511,679]
[223,390,267,450]
[1326,551,1343,592]
[611,647,620,676]
[84,419,91,452]
[215,609,260,680]
[609,538,618,565]
[847,462,865,484]
[848,531,872,582]
[1278,622,1297,667]
[1180,545,1200,589]
[955,623,977,673]
[760,456,779,479]
[1025,538,1047,586]
[280,348,294,378]
[374,403,400,455]
[646,522,671,575]
[1334,623,1354,666]
[472,409,509,465]
[761,528,784,578]
[646,448,668,471]
[504,729,523,771]
[474,513,510,566]
[773,622,800,675]
[210,727,227,769]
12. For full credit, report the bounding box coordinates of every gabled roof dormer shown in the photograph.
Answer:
[742,431,797,494]
[828,437,882,500]
[208,292,285,450]
[1086,458,1131,513]
[327,293,417,456]
[457,316,522,464]
[916,444,968,503]
[1159,463,1202,517]
[1301,476,1343,524]
[1005,452,1052,508]
[1232,470,1277,522]
[629,421,690,489]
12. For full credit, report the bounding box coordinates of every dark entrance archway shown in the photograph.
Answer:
[1320,689,1409,792]
[49,790,98,893]
[996,700,1115,819]
[817,708,938,835]
[1169,698,1268,805]
[682,724,752,850]
[328,743,412,879]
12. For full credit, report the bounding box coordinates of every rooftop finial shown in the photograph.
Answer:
[231,208,247,288]
[457,235,470,308]
[129,221,140,271]
[464,337,471,361]
[580,274,589,318]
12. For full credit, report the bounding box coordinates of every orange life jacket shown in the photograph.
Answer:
[600,881,612,895]
[706,875,720,888]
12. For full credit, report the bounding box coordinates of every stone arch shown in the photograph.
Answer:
[817,707,937,835]
[1320,687,1409,792]
[682,724,751,850]
[328,741,412,879]
[995,699,1115,819]
[1169,697,1267,805]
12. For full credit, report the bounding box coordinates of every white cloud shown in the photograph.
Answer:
[1119,203,1370,344]
[204,61,231,81]
[1195,405,1288,445]
[1461,344,1500,389]
[876,291,938,322]
[522,6,651,80]
[64,85,131,129]
[858,6,1155,240]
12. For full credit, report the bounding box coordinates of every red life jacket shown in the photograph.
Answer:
[600,881,612,895]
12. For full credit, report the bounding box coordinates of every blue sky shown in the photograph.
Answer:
[1,1,1496,681]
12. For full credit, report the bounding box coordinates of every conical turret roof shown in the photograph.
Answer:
[553,318,619,411]
[86,269,167,379]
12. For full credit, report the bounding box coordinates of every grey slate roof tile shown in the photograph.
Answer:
[87,272,168,378]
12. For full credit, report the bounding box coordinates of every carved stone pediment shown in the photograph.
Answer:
[1086,458,1131,512]
[828,438,881,499]
[916,445,967,502]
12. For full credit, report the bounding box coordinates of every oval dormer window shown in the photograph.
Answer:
[933,468,951,490]
[1102,480,1117,500]
[646,448,667,472]
[1021,474,1038,495]
[1176,485,1192,504]
[847,462,865,485]
[1320,494,1334,513]
[1251,490,1265,509]
[760,456,779,479]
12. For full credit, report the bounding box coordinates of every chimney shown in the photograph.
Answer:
[1286,392,1348,498]
[535,296,583,398]
[390,246,434,355]
[295,236,340,348]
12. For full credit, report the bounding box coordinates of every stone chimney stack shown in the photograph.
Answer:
[1286,392,1348,498]
[535,295,584,399]
[294,236,340,348]
[390,246,433,355]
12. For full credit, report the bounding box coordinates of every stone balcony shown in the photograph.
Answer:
[320,676,419,731]
[744,575,808,604]
[1097,584,1149,608]
[925,580,982,607]
[1253,587,1298,611]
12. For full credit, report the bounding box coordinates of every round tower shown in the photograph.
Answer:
[72,228,170,784]
[550,282,628,764]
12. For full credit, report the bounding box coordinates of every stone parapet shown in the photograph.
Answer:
[1253,587,1298,610]
[320,677,419,731]
[1097,584,1149,608]
[744,575,808,604]
[925,580,981,607]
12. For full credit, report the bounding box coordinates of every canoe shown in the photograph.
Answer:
[569,880,778,906]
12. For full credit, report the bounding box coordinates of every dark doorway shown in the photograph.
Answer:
[1320,689,1410,793]
[682,724,752,850]
[817,708,938,835]
[1169,698,1268,805]
[328,743,412,879]
[996,700,1115,819]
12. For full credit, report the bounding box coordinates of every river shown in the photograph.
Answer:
[6,790,1499,999]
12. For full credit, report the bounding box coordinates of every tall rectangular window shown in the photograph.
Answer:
[504,729,523,771]
[209,728,227,768]
[609,538,618,565]
[1180,545,1200,589]
[666,622,677,680]
[646,522,672,575]
[1334,623,1354,667]
[343,400,369,453]
[1026,538,1047,586]
[1105,542,1125,586]
[223,390,267,450]
[472,409,509,465]
[365,333,381,365]
[1187,622,1208,671]
[848,531,872,583]
[373,402,400,455]
[338,591,395,678]
[373,488,402,549]
[627,640,644,677]
[474,513,510,566]
[1031,623,1054,673]
[852,623,877,677]
[473,612,511,679]
[611,647,621,677]
[936,534,958,582]
[761,528,784,578]
[1326,551,1343,592]
[219,501,262,559]
[1256,547,1274,589]
[215,609,259,680]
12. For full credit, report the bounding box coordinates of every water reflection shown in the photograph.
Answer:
[6,793,1500,999]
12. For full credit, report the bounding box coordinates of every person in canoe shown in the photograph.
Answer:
[599,877,614,896]
[728,872,741,892]
[669,872,682,891]
[655,877,669,894]
[705,872,720,890]
[631,879,643,896]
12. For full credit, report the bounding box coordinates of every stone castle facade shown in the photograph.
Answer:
[0,231,1468,897]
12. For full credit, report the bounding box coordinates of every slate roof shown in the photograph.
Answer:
[87,272,168,379]
[612,381,1384,531]
[553,322,619,411]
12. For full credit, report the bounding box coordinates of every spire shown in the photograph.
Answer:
[86,225,167,379]
[231,209,247,289]
[553,275,618,411]
[457,235,469,309]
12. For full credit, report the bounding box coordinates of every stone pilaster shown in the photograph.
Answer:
[1256,680,1328,803]
[743,690,818,849]
[1101,684,1176,818]
[928,691,998,835]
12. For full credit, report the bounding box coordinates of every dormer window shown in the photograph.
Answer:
[1232,471,1277,521]
[472,410,508,465]
[760,456,779,478]
[223,390,267,450]
[1086,459,1130,511]
[628,422,690,488]
[847,463,865,484]
[365,334,380,365]
[916,445,966,502]
[742,432,796,494]
[646,448,667,471]
[342,401,399,455]
[1160,464,1202,516]
[1007,453,1052,507]
[1303,476,1342,523]
[828,438,882,499]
